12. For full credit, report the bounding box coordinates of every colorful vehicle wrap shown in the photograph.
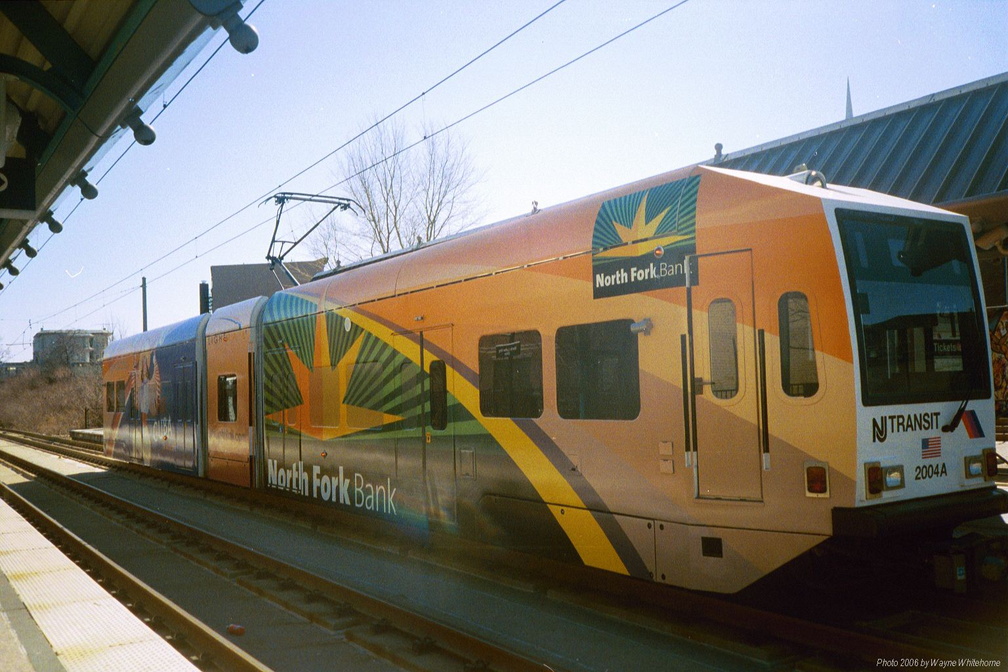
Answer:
[104,166,1007,593]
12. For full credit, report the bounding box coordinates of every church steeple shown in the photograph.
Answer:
[846,78,854,120]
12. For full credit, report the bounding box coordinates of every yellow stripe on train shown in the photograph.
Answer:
[344,307,629,576]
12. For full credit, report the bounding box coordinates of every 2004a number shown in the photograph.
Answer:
[914,463,947,480]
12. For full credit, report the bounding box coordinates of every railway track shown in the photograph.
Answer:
[0,473,267,672]
[0,432,541,671]
[1,430,1005,670]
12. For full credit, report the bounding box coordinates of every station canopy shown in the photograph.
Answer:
[713,72,1008,256]
[0,0,257,289]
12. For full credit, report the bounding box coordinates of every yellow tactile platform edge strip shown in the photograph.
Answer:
[0,497,198,672]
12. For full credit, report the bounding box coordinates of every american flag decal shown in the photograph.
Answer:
[921,436,942,459]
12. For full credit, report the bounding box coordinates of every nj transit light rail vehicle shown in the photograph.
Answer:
[103,165,1007,594]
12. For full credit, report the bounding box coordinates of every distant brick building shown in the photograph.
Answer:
[210,258,328,309]
[33,329,112,367]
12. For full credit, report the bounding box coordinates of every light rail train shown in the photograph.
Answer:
[104,165,1007,593]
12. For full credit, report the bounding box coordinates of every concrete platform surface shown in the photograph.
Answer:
[0,496,199,672]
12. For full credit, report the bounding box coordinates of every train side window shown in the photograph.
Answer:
[106,382,115,412]
[217,374,238,422]
[556,319,640,420]
[779,292,820,397]
[708,299,739,400]
[479,331,543,418]
[429,360,448,430]
[115,381,125,412]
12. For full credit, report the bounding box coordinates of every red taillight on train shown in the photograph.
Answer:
[865,462,883,498]
[805,463,828,496]
[984,449,999,480]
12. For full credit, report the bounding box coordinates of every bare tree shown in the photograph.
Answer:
[307,211,346,269]
[102,313,125,345]
[416,125,479,244]
[309,118,481,266]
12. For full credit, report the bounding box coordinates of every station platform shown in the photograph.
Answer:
[67,429,103,446]
[0,496,199,672]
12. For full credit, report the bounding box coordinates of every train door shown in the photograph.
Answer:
[174,362,197,469]
[266,407,300,467]
[130,359,143,462]
[686,250,763,501]
[392,327,456,526]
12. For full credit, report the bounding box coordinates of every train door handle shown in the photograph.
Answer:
[694,377,713,393]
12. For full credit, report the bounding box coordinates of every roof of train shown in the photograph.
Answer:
[206,296,266,337]
[106,165,968,349]
[104,313,208,359]
[264,165,962,322]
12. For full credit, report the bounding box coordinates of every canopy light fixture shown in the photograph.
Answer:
[19,240,36,258]
[3,260,19,276]
[42,210,63,234]
[71,170,98,200]
[121,106,156,145]
[221,7,259,53]
[190,1,260,54]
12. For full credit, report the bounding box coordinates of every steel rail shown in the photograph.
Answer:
[6,431,1006,666]
[0,477,271,672]
[0,438,549,672]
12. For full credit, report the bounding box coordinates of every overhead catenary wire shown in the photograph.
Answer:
[310,0,694,204]
[30,0,691,334]
[23,0,568,331]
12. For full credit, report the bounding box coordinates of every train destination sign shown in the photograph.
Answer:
[592,175,699,299]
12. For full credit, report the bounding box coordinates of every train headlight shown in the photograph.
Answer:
[884,465,905,490]
[964,454,984,479]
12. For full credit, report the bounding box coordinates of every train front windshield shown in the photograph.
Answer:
[837,209,990,407]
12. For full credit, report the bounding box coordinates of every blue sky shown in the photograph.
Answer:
[2,0,1006,360]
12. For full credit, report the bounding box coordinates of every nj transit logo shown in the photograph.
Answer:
[871,412,941,443]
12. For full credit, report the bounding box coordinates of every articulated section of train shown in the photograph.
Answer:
[104,166,1007,593]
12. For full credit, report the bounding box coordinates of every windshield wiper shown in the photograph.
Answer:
[941,397,969,433]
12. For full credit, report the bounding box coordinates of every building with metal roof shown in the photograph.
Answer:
[711,71,1008,306]
[713,72,1007,217]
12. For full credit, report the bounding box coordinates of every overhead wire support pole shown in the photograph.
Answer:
[264,192,360,287]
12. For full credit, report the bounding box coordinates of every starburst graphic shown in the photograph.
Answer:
[597,198,689,259]
[616,193,669,244]
[266,311,401,439]
[599,193,690,258]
